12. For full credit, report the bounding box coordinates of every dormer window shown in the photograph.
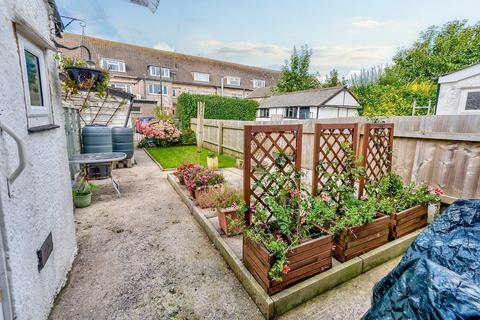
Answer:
[226,76,241,86]
[193,72,209,82]
[149,66,170,78]
[253,79,266,88]
[100,58,125,72]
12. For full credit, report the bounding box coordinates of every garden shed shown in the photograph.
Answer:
[436,63,480,115]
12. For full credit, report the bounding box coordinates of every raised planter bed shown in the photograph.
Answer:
[333,213,389,262]
[389,204,427,240]
[217,207,242,236]
[243,232,333,295]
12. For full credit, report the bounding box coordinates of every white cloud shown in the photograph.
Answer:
[200,40,289,56]
[351,16,395,29]
[153,41,174,51]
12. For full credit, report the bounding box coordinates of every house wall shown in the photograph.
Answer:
[436,73,480,115]
[324,90,359,107]
[0,1,76,319]
[256,106,359,121]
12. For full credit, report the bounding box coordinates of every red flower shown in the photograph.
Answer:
[282,265,290,274]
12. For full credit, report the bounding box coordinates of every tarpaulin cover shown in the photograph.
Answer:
[363,199,480,320]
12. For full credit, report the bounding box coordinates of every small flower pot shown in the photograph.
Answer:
[207,157,218,170]
[65,66,105,90]
[73,193,92,208]
[194,188,216,208]
[217,207,243,236]
[235,158,244,169]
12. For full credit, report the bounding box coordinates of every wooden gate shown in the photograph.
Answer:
[243,124,303,224]
[312,123,359,196]
[359,123,395,197]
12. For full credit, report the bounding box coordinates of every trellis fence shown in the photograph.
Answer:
[192,115,480,201]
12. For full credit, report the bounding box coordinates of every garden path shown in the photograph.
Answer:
[50,149,398,319]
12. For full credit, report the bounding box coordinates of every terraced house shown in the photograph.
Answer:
[59,33,280,117]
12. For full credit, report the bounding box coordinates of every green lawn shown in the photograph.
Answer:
[145,145,236,169]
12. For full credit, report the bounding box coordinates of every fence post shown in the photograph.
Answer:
[217,121,224,154]
[196,101,204,152]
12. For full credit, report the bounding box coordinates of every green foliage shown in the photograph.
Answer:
[273,45,320,93]
[180,128,196,146]
[153,107,174,122]
[329,196,377,236]
[245,167,332,281]
[73,182,97,196]
[324,69,342,87]
[366,172,440,214]
[175,93,258,129]
[352,20,480,116]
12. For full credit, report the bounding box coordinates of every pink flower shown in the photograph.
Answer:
[289,189,301,197]
[428,186,444,198]
[282,265,290,274]
[250,203,256,213]
[231,202,238,209]
[320,193,331,202]
[276,234,283,241]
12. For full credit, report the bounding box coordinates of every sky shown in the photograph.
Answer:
[57,0,480,78]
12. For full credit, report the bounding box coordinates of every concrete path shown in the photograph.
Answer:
[50,150,398,320]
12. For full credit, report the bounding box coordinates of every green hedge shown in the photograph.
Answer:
[176,93,258,129]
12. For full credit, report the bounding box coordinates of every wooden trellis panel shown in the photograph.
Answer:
[312,123,359,196]
[359,123,395,197]
[243,124,303,224]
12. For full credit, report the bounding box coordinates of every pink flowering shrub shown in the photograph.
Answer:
[143,120,181,146]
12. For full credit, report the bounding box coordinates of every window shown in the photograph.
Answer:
[148,83,168,95]
[285,107,297,119]
[253,79,266,88]
[193,72,210,82]
[100,58,126,72]
[226,76,241,86]
[258,108,269,118]
[149,66,170,77]
[172,88,178,97]
[18,34,52,127]
[460,89,480,112]
[110,83,132,93]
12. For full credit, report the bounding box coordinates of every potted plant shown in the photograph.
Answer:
[366,172,443,240]
[188,167,224,206]
[317,143,390,262]
[72,181,97,208]
[173,163,197,185]
[212,185,247,236]
[243,169,334,295]
[207,151,219,170]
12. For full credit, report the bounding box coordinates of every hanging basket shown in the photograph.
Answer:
[65,66,105,91]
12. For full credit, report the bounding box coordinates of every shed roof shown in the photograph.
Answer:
[260,86,347,108]
[246,86,274,99]
[438,63,480,84]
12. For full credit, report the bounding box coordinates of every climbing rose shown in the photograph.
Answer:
[428,186,444,199]
[282,265,290,274]
[320,193,331,202]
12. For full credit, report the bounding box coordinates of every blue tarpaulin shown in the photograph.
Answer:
[363,199,480,320]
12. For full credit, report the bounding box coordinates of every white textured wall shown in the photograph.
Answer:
[437,74,480,115]
[0,1,77,319]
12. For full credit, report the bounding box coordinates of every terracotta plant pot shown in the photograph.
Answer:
[388,204,428,240]
[243,230,333,295]
[207,157,218,170]
[333,213,390,262]
[217,207,243,236]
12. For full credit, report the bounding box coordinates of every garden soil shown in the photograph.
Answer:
[49,150,398,320]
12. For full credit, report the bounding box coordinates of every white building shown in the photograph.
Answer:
[0,0,76,319]
[436,63,480,115]
[254,86,360,121]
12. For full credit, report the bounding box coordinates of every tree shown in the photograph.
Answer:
[352,20,480,116]
[274,45,320,93]
[324,69,341,87]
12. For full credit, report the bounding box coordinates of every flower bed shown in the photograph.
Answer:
[142,120,181,147]
[366,173,443,240]
[173,163,224,203]
[243,230,332,295]
[333,213,389,262]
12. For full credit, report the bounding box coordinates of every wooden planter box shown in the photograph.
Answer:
[243,232,333,295]
[389,204,428,240]
[217,207,243,236]
[333,214,389,262]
